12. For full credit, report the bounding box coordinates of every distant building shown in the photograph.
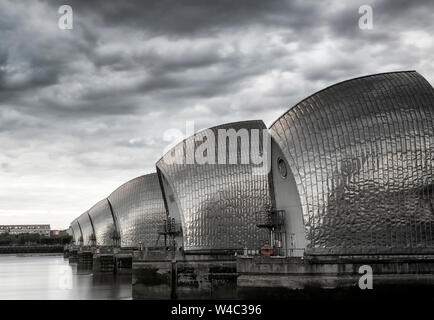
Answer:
[50,230,61,237]
[0,225,51,237]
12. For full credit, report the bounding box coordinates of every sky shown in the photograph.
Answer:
[0,0,433,229]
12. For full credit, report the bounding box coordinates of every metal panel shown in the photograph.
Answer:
[108,173,166,248]
[156,120,271,252]
[269,71,434,253]
[70,219,82,244]
[88,199,116,246]
[77,211,95,246]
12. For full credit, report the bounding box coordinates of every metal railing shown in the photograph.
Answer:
[157,219,182,235]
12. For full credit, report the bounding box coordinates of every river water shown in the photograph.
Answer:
[0,254,132,299]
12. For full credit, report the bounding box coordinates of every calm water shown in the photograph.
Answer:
[0,255,132,300]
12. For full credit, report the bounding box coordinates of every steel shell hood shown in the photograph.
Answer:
[77,211,95,246]
[269,71,434,253]
[156,120,272,253]
[88,199,117,246]
[108,173,166,248]
[70,219,82,244]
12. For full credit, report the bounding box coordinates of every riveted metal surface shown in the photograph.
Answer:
[108,173,166,248]
[77,211,94,246]
[269,71,434,253]
[88,199,116,246]
[70,219,82,244]
[156,120,271,252]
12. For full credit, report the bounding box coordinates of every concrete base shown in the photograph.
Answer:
[236,254,434,299]
[133,261,172,299]
[92,250,133,274]
[176,259,237,299]
[68,249,78,263]
[77,251,93,269]
[115,253,133,275]
[93,254,114,273]
[132,254,237,300]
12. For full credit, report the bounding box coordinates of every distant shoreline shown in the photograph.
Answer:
[0,252,63,257]
[0,245,64,255]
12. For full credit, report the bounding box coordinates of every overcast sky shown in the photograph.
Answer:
[0,0,433,229]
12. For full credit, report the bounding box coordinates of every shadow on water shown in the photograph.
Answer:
[0,255,132,300]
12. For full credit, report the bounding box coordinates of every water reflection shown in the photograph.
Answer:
[0,255,131,300]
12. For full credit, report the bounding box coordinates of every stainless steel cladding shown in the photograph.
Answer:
[70,219,82,244]
[269,71,434,254]
[88,199,117,246]
[77,211,95,246]
[156,120,272,253]
[108,174,166,248]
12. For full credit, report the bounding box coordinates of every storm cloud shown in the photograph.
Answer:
[0,0,433,228]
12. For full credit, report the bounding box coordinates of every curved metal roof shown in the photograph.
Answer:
[108,173,166,248]
[76,211,95,246]
[156,120,271,252]
[70,219,82,245]
[269,71,434,253]
[88,199,117,246]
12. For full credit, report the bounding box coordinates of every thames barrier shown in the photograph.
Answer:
[64,71,434,299]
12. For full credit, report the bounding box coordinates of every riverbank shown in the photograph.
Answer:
[0,245,64,254]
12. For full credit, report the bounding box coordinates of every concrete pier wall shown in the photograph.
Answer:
[132,254,238,300]
[236,255,434,299]
[68,249,78,263]
[237,255,434,276]
[66,246,134,274]
[132,260,172,299]
[93,254,115,273]
[115,253,133,274]
[176,258,237,299]
[77,251,93,268]
[63,244,434,300]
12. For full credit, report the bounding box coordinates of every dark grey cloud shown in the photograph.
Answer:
[0,0,433,228]
[53,0,320,36]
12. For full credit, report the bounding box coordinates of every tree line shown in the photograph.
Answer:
[0,231,72,246]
